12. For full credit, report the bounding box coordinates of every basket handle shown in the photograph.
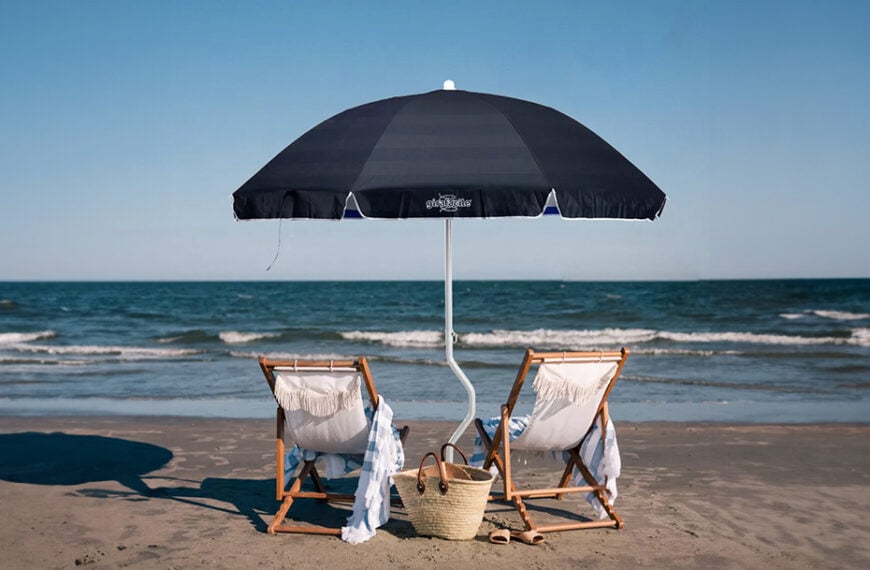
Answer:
[440,443,468,465]
[417,452,449,495]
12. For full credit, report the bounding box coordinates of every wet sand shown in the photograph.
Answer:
[0,416,868,568]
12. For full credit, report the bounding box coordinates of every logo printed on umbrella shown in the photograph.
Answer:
[426,194,472,213]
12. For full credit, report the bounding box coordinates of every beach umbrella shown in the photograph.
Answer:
[232,81,666,454]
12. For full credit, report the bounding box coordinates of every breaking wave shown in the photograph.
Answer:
[780,310,869,321]
[228,351,515,370]
[339,327,870,348]
[7,344,198,358]
[851,328,870,346]
[463,328,657,347]
[812,310,869,321]
[340,330,443,348]
[632,348,741,357]
[0,357,96,366]
[0,331,57,344]
[218,331,281,344]
[229,351,354,361]
[656,331,838,346]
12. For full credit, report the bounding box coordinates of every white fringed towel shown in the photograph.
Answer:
[532,362,617,407]
[274,370,370,454]
[274,372,361,417]
[341,399,404,544]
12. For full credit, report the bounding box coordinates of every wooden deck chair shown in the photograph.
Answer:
[259,356,409,535]
[474,348,629,534]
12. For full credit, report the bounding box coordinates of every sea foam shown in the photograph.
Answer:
[656,331,840,346]
[462,328,658,347]
[780,310,868,321]
[338,327,866,349]
[340,330,444,348]
[219,331,280,344]
[850,328,870,347]
[229,351,353,361]
[0,331,57,344]
[812,310,869,321]
[9,343,198,358]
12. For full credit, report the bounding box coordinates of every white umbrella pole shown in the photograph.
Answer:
[444,218,475,463]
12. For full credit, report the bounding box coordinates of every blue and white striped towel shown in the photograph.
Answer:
[283,400,404,543]
[471,415,620,519]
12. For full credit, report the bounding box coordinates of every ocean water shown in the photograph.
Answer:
[0,280,868,423]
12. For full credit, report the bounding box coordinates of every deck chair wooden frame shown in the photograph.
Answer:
[474,348,629,534]
[259,356,408,536]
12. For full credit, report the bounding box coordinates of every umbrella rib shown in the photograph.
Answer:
[344,96,417,208]
[468,91,554,205]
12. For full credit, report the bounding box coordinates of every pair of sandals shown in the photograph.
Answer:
[488,528,545,545]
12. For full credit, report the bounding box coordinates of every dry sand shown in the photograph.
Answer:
[0,416,868,569]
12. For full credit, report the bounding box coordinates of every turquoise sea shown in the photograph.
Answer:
[0,280,868,423]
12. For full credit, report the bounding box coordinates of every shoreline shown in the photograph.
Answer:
[2,398,868,424]
[2,413,870,427]
[1,416,868,568]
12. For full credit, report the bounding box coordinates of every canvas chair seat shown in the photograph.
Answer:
[474,348,629,534]
[273,370,370,454]
[512,361,619,451]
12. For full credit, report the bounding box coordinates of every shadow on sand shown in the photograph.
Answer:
[162,475,408,534]
[0,431,173,496]
[0,431,414,535]
[160,475,415,535]
[0,431,284,532]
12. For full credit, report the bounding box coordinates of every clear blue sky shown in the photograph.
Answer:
[1,0,868,281]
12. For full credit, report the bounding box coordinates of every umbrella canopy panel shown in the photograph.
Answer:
[233,89,666,221]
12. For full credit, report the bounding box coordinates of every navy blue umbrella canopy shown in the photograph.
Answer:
[232,88,666,220]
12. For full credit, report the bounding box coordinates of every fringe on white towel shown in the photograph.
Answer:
[274,375,361,417]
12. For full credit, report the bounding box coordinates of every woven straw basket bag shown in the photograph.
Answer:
[394,444,494,540]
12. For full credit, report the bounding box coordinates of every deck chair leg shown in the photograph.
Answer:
[568,450,624,529]
[268,463,310,534]
[268,495,296,535]
[490,453,517,499]
[476,417,532,533]
[474,418,504,476]
[555,460,574,500]
[474,418,495,470]
[487,451,536,530]
[308,463,328,495]
[512,494,537,531]
[475,418,512,500]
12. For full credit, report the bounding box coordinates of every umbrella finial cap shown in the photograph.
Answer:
[443,79,456,90]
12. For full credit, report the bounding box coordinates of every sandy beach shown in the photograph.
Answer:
[0,416,868,569]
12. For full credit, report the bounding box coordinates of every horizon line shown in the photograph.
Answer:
[1,277,868,284]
